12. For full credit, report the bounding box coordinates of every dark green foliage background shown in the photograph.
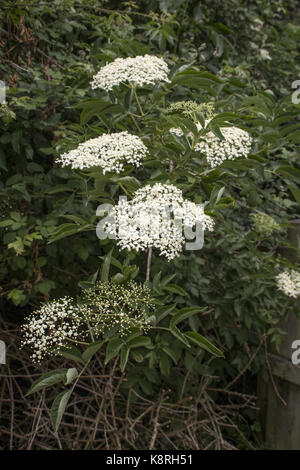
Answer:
[1,0,300,449]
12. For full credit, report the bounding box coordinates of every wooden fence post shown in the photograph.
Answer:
[258,219,300,449]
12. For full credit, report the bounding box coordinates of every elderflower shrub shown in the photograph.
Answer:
[90,55,170,91]
[103,183,214,260]
[80,281,154,337]
[56,131,148,173]
[20,297,91,363]
[276,270,300,298]
[195,126,252,168]
[250,211,281,236]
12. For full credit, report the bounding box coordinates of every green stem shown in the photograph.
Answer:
[67,338,90,346]
[146,246,152,282]
[177,135,196,169]
[70,358,92,395]
[119,183,129,195]
[151,326,170,331]
[133,87,144,116]
[129,112,141,132]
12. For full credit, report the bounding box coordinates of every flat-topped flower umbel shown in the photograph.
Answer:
[170,122,252,168]
[21,282,154,363]
[20,297,90,362]
[57,131,148,173]
[250,211,281,236]
[195,126,252,167]
[81,281,154,337]
[91,54,170,91]
[276,270,300,298]
[104,183,214,260]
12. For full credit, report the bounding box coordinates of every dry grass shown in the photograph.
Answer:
[0,317,258,450]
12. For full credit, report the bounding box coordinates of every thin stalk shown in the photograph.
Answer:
[133,87,144,116]
[70,358,92,395]
[146,246,152,282]
[129,112,141,132]
[151,326,170,331]
[67,338,90,346]
[119,183,129,195]
[177,135,196,169]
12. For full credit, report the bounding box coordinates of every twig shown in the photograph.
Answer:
[263,334,287,407]
[1,28,65,70]
[225,336,263,390]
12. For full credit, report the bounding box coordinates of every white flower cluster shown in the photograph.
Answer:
[169,123,252,168]
[57,131,148,173]
[168,101,215,120]
[250,211,281,236]
[21,283,155,362]
[20,297,90,362]
[276,270,300,298]
[104,183,214,260]
[91,55,170,91]
[81,281,154,337]
[195,126,252,168]
[169,121,203,137]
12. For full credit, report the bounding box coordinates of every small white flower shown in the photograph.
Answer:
[260,49,272,60]
[276,270,300,298]
[20,297,91,362]
[169,121,252,168]
[57,131,148,173]
[169,121,204,137]
[21,283,154,362]
[91,55,170,91]
[195,126,252,167]
[81,281,154,336]
[104,183,214,260]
